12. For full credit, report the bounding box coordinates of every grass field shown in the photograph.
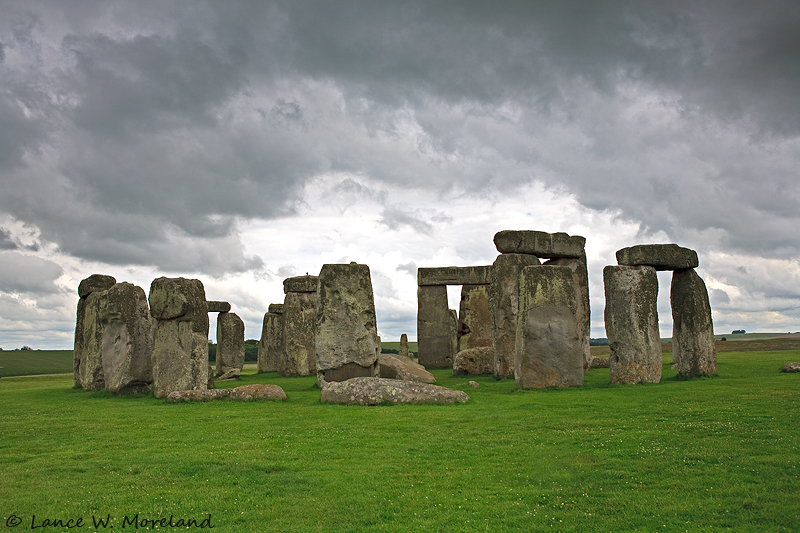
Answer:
[1,345,799,532]
[0,350,73,377]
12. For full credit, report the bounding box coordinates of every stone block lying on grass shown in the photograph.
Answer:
[166,384,286,402]
[378,353,436,383]
[453,347,494,376]
[589,356,609,368]
[320,377,469,405]
[781,362,800,373]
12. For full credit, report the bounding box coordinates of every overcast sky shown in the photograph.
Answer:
[1,0,798,350]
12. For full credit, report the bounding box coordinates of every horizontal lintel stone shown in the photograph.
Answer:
[207,301,231,313]
[417,266,492,286]
[493,230,585,258]
[283,275,319,294]
[267,303,284,314]
[616,244,699,271]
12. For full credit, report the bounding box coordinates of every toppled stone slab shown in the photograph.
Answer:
[378,353,436,383]
[417,266,492,286]
[320,377,469,405]
[453,347,495,376]
[283,275,319,293]
[782,362,800,373]
[166,384,287,402]
[217,368,241,380]
[77,274,116,299]
[417,285,457,368]
[671,268,717,377]
[616,244,699,271]
[207,301,231,313]
[216,312,245,377]
[258,308,284,373]
[589,356,609,369]
[458,285,493,352]
[493,230,585,258]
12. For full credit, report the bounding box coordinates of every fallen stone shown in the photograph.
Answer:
[378,353,436,383]
[457,284,493,352]
[468,381,480,388]
[671,268,717,377]
[616,244,699,271]
[77,274,116,298]
[166,389,230,402]
[206,301,231,313]
[781,362,800,373]
[282,291,317,376]
[417,266,492,286]
[166,384,287,402]
[493,230,585,258]
[216,312,245,377]
[283,275,318,293]
[453,347,495,376]
[589,356,609,369]
[417,285,457,368]
[217,368,241,380]
[320,377,469,405]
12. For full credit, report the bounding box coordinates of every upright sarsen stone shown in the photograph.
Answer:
[603,266,662,384]
[316,263,380,382]
[458,284,493,352]
[544,255,591,371]
[216,312,245,377]
[74,274,116,389]
[257,304,284,373]
[417,285,456,368]
[282,291,317,376]
[515,265,583,388]
[399,333,410,359]
[149,277,209,398]
[671,268,717,377]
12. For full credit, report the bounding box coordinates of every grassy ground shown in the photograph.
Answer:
[0,350,73,377]
[1,347,799,532]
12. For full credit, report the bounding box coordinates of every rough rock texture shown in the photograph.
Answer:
[782,362,800,373]
[257,308,284,373]
[217,368,241,380]
[167,384,287,402]
[320,377,469,405]
[283,275,319,293]
[268,303,284,314]
[515,265,583,389]
[417,285,457,368]
[379,353,436,383]
[99,282,155,394]
[671,268,717,377]
[206,301,231,313]
[207,365,215,389]
[417,266,492,286]
[468,381,480,388]
[399,333,410,359]
[149,277,209,398]
[74,274,116,388]
[603,266,662,384]
[457,284,493,352]
[589,356,609,369]
[493,230,585,258]
[616,244,699,271]
[281,291,317,376]
[77,274,116,299]
[316,263,380,381]
[489,253,541,379]
[216,312,245,377]
[453,347,495,376]
[544,256,592,371]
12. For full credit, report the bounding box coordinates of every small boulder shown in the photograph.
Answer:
[589,356,609,369]
[453,347,495,375]
[782,362,800,373]
[217,368,241,380]
[379,353,436,383]
[468,381,480,388]
[320,377,469,405]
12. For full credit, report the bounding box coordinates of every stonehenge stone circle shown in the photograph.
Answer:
[616,244,699,271]
[315,263,380,383]
[493,230,585,258]
[320,377,469,405]
[149,277,209,398]
[671,268,717,377]
[417,284,457,368]
[515,265,583,388]
[378,353,436,383]
[257,304,284,373]
[74,274,116,390]
[457,284,493,352]
[603,265,662,384]
[215,311,245,378]
[282,290,317,376]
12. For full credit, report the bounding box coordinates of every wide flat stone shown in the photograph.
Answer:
[378,353,436,383]
[493,230,585,258]
[320,377,469,405]
[417,266,492,286]
[616,244,699,271]
[207,301,231,313]
[166,384,287,402]
[283,275,318,293]
[268,303,284,314]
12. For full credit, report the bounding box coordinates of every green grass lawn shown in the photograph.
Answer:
[0,350,73,377]
[1,349,799,532]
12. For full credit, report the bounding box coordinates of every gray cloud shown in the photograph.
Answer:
[0,251,63,294]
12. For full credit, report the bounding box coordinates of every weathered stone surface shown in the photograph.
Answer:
[782,362,800,373]
[99,282,155,394]
[281,291,317,376]
[417,266,492,286]
[603,266,662,384]
[207,365,215,389]
[217,368,241,380]
[468,381,480,388]
[515,265,583,388]
[77,274,116,298]
[417,285,457,368]
[74,291,106,390]
[544,255,592,371]
[257,309,284,373]
[216,312,245,377]
[453,347,495,376]
[320,377,469,405]
[166,384,286,402]
[149,278,209,398]
[457,284,493,352]
[399,333,410,359]
[616,244,699,271]
[283,275,319,294]
[493,230,585,258]
[268,303,284,314]
[589,356,609,369]
[489,253,541,379]
[206,301,231,313]
[379,353,436,383]
[316,263,379,381]
[671,268,717,377]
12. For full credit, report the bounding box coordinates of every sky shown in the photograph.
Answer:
[1,0,798,349]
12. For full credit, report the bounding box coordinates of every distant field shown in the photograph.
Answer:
[381,341,418,353]
[0,350,72,377]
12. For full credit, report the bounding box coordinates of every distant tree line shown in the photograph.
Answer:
[208,340,259,363]
[589,338,609,346]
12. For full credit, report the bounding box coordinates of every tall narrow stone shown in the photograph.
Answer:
[399,333,410,359]
[417,285,456,368]
[74,274,116,389]
[515,265,583,388]
[149,277,209,398]
[489,253,541,379]
[544,255,591,371]
[282,291,317,376]
[257,304,284,373]
[458,284,493,352]
[316,262,380,382]
[216,312,245,377]
[603,266,662,384]
[671,268,717,377]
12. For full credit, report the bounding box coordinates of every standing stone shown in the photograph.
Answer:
[257,304,284,373]
[671,268,717,377]
[417,285,457,368]
[149,277,209,398]
[515,265,583,388]
[216,312,245,378]
[603,266,662,384]
[74,274,116,389]
[457,284,493,352]
[399,333,410,359]
[489,253,541,379]
[282,291,317,376]
[99,282,155,394]
[544,255,591,371]
[316,262,380,382]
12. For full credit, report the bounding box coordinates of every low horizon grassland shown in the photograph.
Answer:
[1,348,799,532]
